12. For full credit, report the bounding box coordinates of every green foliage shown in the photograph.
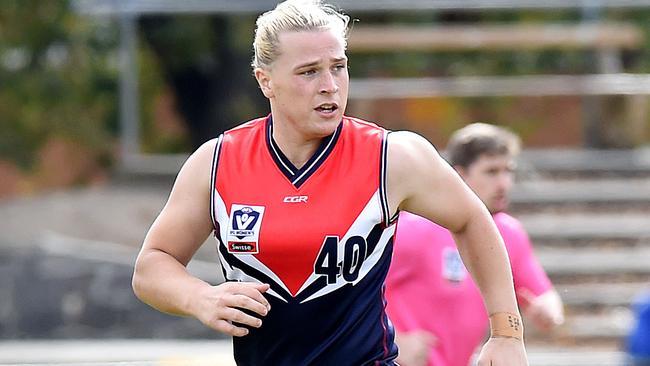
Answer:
[350,8,650,78]
[0,0,118,170]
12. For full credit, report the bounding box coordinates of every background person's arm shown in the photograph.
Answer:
[519,288,565,331]
[132,139,270,337]
[386,131,528,366]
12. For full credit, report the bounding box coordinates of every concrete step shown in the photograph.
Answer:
[519,148,650,177]
[511,178,650,205]
[0,339,236,364]
[37,231,223,284]
[0,340,629,366]
[530,237,647,250]
[524,348,627,366]
[536,246,650,276]
[519,213,650,241]
[557,282,647,309]
[526,307,634,347]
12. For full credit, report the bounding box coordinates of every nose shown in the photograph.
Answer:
[319,71,339,94]
[498,171,514,191]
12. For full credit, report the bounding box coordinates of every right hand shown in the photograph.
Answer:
[395,330,437,366]
[191,281,271,337]
[476,336,528,366]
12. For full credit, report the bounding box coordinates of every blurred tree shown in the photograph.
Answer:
[0,0,118,189]
[139,15,268,149]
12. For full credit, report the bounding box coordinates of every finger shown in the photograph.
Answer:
[554,310,565,325]
[227,282,272,309]
[250,282,270,292]
[226,293,270,317]
[235,281,270,293]
[211,319,249,337]
[220,307,264,329]
[231,286,271,315]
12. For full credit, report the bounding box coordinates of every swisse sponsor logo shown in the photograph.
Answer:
[228,241,257,253]
[283,195,308,203]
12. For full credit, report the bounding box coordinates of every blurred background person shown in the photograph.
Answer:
[385,123,564,366]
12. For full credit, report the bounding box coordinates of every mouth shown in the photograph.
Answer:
[315,103,339,113]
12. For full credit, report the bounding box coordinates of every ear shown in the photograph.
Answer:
[254,67,274,99]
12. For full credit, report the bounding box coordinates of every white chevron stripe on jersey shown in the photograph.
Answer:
[299,190,396,303]
[216,244,289,303]
[213,190,292,301]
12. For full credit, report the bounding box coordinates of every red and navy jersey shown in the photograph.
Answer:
[210,115,398,365]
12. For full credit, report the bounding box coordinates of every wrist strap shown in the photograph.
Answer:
[489,312,523,341]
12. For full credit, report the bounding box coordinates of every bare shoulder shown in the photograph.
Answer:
[174,138,218,184]
[386,130,481,231]
[143,138,219,259]
[386,131,446,209]
[187,138,219,169]
[386,130,440,166]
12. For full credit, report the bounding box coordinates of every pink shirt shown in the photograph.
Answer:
[385,211,552,366]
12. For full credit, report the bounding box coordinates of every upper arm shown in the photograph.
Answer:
[386,131,488,233]
[139,139,217,266]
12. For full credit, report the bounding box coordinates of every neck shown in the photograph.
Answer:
[271,119,323,169]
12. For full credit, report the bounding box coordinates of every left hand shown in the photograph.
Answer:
[476,337,528,366]
[394,330,437,366]
[519,288,564,331]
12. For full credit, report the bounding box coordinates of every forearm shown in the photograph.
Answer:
[453,209,519,316]
[132,249,212,317]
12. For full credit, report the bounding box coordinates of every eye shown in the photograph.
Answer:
[301,69,316,76]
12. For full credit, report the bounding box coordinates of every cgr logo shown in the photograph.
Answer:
[283,195,308,203]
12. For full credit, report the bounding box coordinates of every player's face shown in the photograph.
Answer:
[255,28,349,140]
[458,153,515,214]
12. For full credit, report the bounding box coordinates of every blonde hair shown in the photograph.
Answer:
[252,0,350,71]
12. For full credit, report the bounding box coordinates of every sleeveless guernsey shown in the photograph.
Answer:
[210,115,398,365]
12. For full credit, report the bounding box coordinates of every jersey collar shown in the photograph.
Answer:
[265,115,342,189]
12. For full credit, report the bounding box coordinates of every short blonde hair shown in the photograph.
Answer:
[252,0,350,71]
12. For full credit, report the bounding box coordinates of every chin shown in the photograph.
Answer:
[316,117,342,132]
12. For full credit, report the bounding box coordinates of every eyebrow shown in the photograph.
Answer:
[294,57,348,71]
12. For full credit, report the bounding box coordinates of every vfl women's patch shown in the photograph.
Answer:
[442,247,467,284]
[228,204,265,254]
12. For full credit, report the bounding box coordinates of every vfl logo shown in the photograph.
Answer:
[232,207,260,239]
[442,247,467,284]
[283,195,308,203]
[227,204,265,254]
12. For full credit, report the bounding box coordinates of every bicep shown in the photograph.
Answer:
[388,131,487,233]
[141,141,216,266]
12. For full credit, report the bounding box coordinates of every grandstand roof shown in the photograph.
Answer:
[74,0,650,16]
